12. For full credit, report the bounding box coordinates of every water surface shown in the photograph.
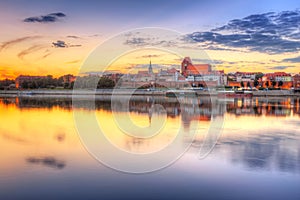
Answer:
[0,96,299,200]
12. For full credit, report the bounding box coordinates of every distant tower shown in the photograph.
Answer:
[181,57,192,77]
[148,56,153,74]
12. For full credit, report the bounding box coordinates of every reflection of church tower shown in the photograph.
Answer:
[148,97,155,125]
[148,57,153,74]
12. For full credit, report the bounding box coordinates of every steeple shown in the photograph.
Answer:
[148,56,153,74]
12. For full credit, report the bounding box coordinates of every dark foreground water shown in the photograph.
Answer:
[0,96,299,200]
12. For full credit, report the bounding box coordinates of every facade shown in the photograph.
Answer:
[235,72,257,82]
[181,57,225,87]
[157,68,180,82]
[262,72,293,88]
[181,57,212,77]
[227,72,261,88]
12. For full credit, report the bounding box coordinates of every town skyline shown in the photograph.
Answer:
[1,56,299,91]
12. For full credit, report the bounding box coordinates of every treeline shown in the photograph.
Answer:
[0,79,15,89]
[19,75,65,89]
[74,76,115,89]
[17,75,115,89]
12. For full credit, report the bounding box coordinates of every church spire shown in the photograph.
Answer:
[148,55,153,74]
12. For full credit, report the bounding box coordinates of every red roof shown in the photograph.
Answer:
[265,72,291,77]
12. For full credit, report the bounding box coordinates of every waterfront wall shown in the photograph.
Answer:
[0,89,299,97]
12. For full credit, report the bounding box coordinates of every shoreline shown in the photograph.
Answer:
[0,89,299,97]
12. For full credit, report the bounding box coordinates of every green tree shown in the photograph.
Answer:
[255,73,264,80]
[21,80,29,89]
[247,81,251,88]
[265,81,269,88]
[254,79,259,87]
[240,81,244,88]
[97,76,115,89]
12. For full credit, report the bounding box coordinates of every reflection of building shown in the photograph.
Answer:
[225,98,293,116]
[293,73,300,88]
[293,98,300,115]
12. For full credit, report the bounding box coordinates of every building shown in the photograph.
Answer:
[227,72,262,88]
[135,70,155,82]
[235,72,257,82]
[62,74,76,85]
[134,60,155,82]
[192,70,226,86]
[262,72,292,88]
[157,68,179,82]
[148,60,153,74]
[181,57,226,87]
[181,57,212,77]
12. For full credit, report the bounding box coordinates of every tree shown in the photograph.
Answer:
[254,79,259,87]
[278,80,283,88]
[247,81,251,88]
[240,81,244,88]
[265,81,269,88]
[97,76,115,89]
[272,80,277,88]
[255,73,264,80]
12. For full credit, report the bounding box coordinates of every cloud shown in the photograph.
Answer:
[69,44,82,47]
[191,58,224,65]
[140,54,161,58]
[186,10,300,54]
[52,40,67,48]
[1,132,28,143]
[66,35,80,39]
[55,133,65,142]
[52,40,82,48]
[65,60,80,64]
[282,56,300,63]
[88,34,100,37]
[23,12,66,23]
[124,35,176,48]
[42,52,52,59]
[126,63,173,71]
[18,45,47,59]
[125,37,148,46]
[26,156,65,169]
[0,36,42,52]
[268,66,295,70]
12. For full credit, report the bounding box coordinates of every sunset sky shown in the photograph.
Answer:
[0,0,300,79]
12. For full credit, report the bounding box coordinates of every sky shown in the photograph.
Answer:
[0,0,300,79]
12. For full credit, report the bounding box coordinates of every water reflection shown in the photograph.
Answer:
[217,130,300,173]
[0,96,299,199]
[2,96,300,117]
[26,156,66,169]
[1,96,299,173]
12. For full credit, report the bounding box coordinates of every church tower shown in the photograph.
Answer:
[148,57,153,74]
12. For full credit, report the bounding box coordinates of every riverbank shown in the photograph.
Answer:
[0,89,299,97]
